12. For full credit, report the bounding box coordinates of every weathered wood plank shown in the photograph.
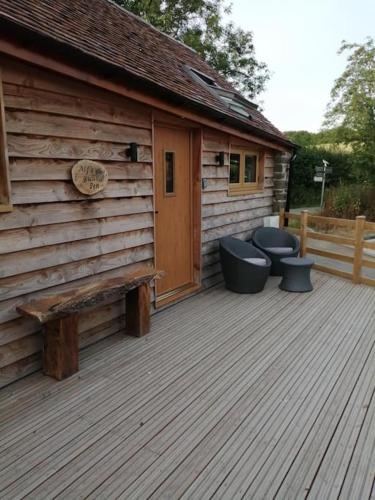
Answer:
[202,133,229,152]
[0,317,40,346]
[202,178,228,192]
[0,68,11,208]
[42,315,79,380]
[3,83,152,128]
[361,258,375,269]
[17,268,161,323]
[1,63,152,129]
[7,135,152,161]
[313,263,353,281]
[202,165,229,179]
[307,230,355,246]
[0,260,154,325]
[264,165,273,177]
[5,110,152,145]
[308,214,356,228]
[264,155,274,169]
[202,223,261,256]
[203,212,270,242]
[0,300,125,346]
[363,240,375,250]
[203,206,272,231]
[307,246,354,264]
[202,196,272,218]
[125,283,151,337]
[15,271,158,380]
[0,228,154,277]
[0,314,127,378]
[0,353,41,388]
[202,262,221,280]
[0,244,154,302]
[202,188,273,205]
[0,197,153,231]
[202,151,229,166]
[11,179,153,204]
[0,213,153,255]
[0,334,42,370]
[9,159,153,181]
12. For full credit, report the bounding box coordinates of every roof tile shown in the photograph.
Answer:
[0,0,290,144]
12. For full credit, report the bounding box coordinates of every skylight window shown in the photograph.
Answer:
[215,89,253,118]
[186,65,257,120]
[189,68,218,87]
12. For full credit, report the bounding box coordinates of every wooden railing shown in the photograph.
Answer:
[279,209,375,287]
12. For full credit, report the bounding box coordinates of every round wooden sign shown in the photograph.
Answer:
[71,160,108,195]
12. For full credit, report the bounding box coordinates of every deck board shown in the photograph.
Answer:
[0,272,374,499]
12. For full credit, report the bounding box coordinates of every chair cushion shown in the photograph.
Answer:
[265,246,294,255]
[244,257,268,266]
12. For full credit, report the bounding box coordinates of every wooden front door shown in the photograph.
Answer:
[154,125,193,303]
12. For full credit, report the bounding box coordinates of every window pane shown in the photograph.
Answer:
[165,152,175,194]
[244,154,257,183]
[230,153,240,184]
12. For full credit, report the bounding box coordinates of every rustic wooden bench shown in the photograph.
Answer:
[17,268,162,380]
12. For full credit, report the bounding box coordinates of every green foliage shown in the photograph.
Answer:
[324,184,375,221]
[113,0,269,99]
[285,128,350,148]
[323,38,375,182]
[288,145,355,208]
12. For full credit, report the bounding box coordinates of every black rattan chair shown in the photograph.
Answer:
[219,236,271,293]
[252,227,300,276]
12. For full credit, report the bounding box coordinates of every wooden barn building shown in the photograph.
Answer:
[0,0,294,386]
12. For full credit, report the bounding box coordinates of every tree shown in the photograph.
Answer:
[323,38,375,181]
[113,0,269,99]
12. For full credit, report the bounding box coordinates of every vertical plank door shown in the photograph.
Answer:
[154,125,193,302]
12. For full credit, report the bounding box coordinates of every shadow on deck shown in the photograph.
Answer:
[0,271,374,499]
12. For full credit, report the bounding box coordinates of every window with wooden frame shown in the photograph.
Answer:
[0,69,11,212]
[228,148,263,195]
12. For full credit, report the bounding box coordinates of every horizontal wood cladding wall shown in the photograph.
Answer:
[0,58,154,387]
[201,130,275,288]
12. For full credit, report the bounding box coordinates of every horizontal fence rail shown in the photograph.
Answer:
[279,209,375,287]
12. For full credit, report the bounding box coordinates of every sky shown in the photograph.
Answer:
[229,0,374,132]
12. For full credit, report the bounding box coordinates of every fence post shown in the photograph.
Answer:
[353,215,366,284]
[300,210,308,257]
[279,208,285,229]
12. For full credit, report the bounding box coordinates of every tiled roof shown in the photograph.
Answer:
[0,0,292,145]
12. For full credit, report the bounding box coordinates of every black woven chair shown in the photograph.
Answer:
[252,227,300,276]
[219,236,271,293]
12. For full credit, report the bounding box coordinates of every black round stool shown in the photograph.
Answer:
[279,257,314,292]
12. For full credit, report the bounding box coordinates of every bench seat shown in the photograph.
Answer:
[17,267,162,380]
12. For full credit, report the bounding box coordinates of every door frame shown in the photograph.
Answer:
[152,114,202,307]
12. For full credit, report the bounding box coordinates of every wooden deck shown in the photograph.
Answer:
[0,272,374,499]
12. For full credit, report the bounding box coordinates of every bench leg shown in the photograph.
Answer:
[125,283,151,337]
[43,314,79,380]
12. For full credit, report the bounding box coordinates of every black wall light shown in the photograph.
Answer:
[126,142,139,162]
[215,151,225,166]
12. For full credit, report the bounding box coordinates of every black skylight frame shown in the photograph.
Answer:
[186,66,258,120]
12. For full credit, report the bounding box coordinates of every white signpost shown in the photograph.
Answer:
[314,160,332,210]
